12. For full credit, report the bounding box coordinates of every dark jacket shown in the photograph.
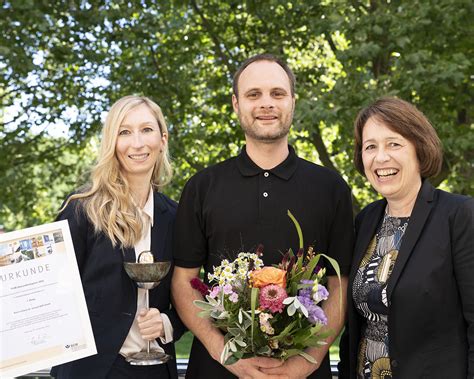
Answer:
[51,192,185,379]
[339,180,474,379]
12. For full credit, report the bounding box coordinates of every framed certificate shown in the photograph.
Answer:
[0,220,97,377]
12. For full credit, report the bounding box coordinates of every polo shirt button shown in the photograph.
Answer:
[391,359,398,368]
[264,172,269,177]
[263,192,268,198]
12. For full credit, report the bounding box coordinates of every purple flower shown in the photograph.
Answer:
[313,284,329,303]
[299,279,313,298]
[297,281,328,325]
[298,280,329,304]
[297,295,328,325]
[308,304,327,325]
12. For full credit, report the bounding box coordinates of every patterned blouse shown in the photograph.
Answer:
[352,213,410,378]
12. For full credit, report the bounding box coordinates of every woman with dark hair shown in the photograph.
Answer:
[51,95,185,378]
[339,97,473,378]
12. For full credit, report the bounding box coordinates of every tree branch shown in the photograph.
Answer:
[324,32,338,56]
[303,130,362,215]
[189,0,236,75]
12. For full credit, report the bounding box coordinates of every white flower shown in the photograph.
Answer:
[283,296,308,318]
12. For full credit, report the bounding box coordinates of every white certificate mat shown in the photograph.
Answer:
[0,220,97,377]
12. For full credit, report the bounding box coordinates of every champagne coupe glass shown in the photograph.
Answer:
[123,251,172,365]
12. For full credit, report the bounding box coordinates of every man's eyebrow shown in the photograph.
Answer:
[243,87,288,94]
[270,87,289,92]
[243,87,261,93]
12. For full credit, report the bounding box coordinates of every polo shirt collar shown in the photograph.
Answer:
[236,145,298,180]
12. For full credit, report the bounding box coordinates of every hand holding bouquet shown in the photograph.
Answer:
[191,211,341,365]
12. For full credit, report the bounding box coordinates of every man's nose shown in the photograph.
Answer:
[259,93,275,109]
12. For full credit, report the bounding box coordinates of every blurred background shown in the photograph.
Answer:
[1,0,473,231]
[1,0,473,369]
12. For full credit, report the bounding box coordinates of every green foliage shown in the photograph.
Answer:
[1,0,473,229]
[175,330,341,360]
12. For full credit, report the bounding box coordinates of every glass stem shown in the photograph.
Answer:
[146,289,150,354]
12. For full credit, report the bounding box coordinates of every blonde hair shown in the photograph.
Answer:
[62,95,173,247]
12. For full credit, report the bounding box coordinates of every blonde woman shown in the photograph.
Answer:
[51,96,185,379]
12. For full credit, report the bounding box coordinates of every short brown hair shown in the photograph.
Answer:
[232,53,296,98]
[353,97,443,178]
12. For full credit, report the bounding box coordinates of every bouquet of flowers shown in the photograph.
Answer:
[190,211,341,365]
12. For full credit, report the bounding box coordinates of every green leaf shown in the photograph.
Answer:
[220,343,229,364]
[234,339,247,347]
[287,210,304,249]
[256,346,272,355]
[250,287,259,351]
[197,310,211,318]
[318,253,343,316]
[298,351,318,364]
[228,327,242,336]
[301,254,321,281]
[193,300,216,310]
[224,354,239,366]
[273,320,298,340]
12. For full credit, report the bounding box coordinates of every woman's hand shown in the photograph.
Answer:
[137,308,164,340]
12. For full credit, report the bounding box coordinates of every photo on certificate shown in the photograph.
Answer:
[0,220,97,378]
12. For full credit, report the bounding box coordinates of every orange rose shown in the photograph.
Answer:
[250,267,287,288]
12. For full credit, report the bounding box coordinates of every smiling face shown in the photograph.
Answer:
[232,60,295,144]
[361,117,422,203]
[115,103,167,182]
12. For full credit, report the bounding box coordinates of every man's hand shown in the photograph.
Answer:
[137,307,164,340]
[260,355,319,379]
[226,356,286,379]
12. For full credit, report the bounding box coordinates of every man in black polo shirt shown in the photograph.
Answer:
[172,54,354,379]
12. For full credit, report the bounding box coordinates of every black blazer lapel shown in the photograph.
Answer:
[387,180,436,300]
[151,193,173,261]
[350,201,386,284]
[119,245,138,297]
[122,246,136,263]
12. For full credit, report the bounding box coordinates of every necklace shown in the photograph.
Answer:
[376,206,410,284]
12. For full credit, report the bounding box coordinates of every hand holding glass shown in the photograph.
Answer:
[123,251,172,365]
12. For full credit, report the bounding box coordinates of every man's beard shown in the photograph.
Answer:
[239,114,293,143]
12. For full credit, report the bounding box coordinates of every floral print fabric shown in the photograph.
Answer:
[353,214,409,378]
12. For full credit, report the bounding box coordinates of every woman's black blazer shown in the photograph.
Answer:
[339,180,474,378]
[51,192,185,379]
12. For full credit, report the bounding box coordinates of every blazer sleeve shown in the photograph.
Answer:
[452,197,474,376]
[56,199,89,272]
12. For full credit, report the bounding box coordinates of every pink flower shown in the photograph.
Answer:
[259,284,288,313]
[229,292,239,303]
[209,286,221,298]
[259,312,275,335]
[223,284,233,295]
